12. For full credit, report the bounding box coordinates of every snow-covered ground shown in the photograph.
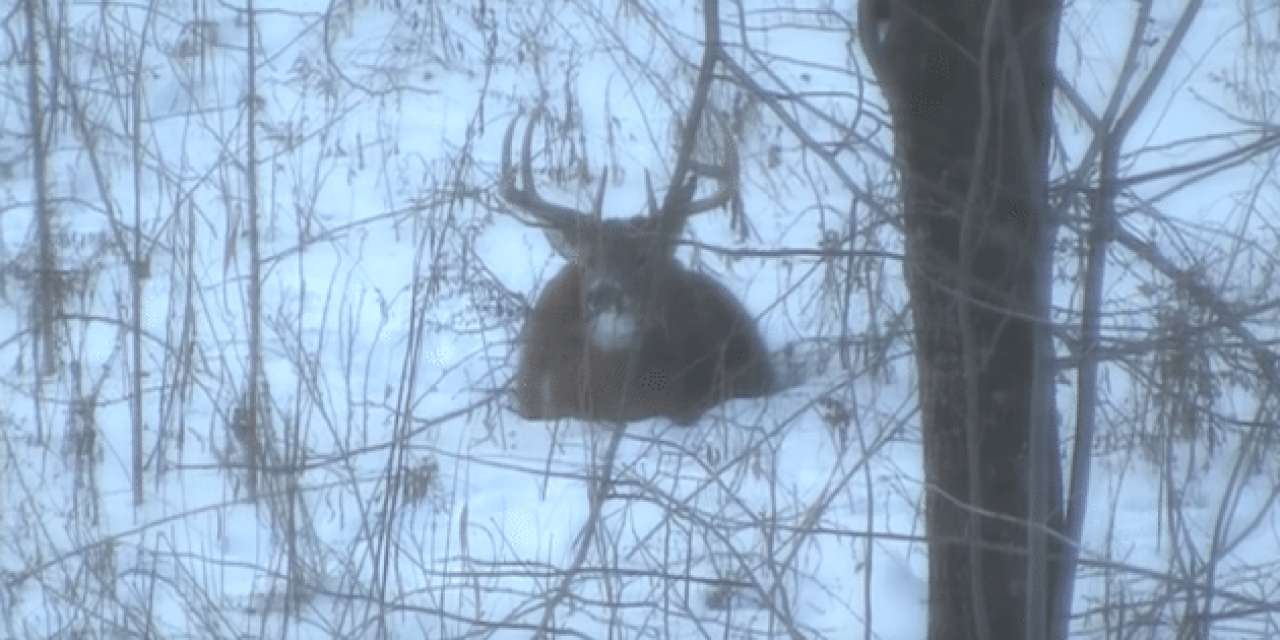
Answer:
[2,1,1278,637]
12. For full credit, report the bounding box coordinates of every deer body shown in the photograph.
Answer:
[501,108,774,424]
[516,251,773,424]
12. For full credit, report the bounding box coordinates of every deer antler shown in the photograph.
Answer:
[499,107,737,240]
[644,113,739,239]
[679,115,740,215]
[499,107,606,230]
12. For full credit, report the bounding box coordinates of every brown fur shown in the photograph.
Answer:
[500,107,773,424]
[514,262,773,424]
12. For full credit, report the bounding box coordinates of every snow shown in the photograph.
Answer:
[2,0,1278,638]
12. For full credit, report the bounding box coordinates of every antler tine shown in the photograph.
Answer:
[656,116,739,233]
[498,107,595,228]
[645,170,660,216]
[591,166,608,219]
[682,118,739,216]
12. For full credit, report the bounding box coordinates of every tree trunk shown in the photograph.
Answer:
[857,1,1065,638]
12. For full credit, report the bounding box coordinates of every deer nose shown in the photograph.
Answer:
[586,282,625,315]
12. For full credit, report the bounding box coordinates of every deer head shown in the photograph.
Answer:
[499,107,774,424]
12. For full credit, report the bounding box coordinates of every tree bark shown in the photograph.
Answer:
[857,1,1065,638]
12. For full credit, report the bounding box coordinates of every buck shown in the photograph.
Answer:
[500,107,774,424]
